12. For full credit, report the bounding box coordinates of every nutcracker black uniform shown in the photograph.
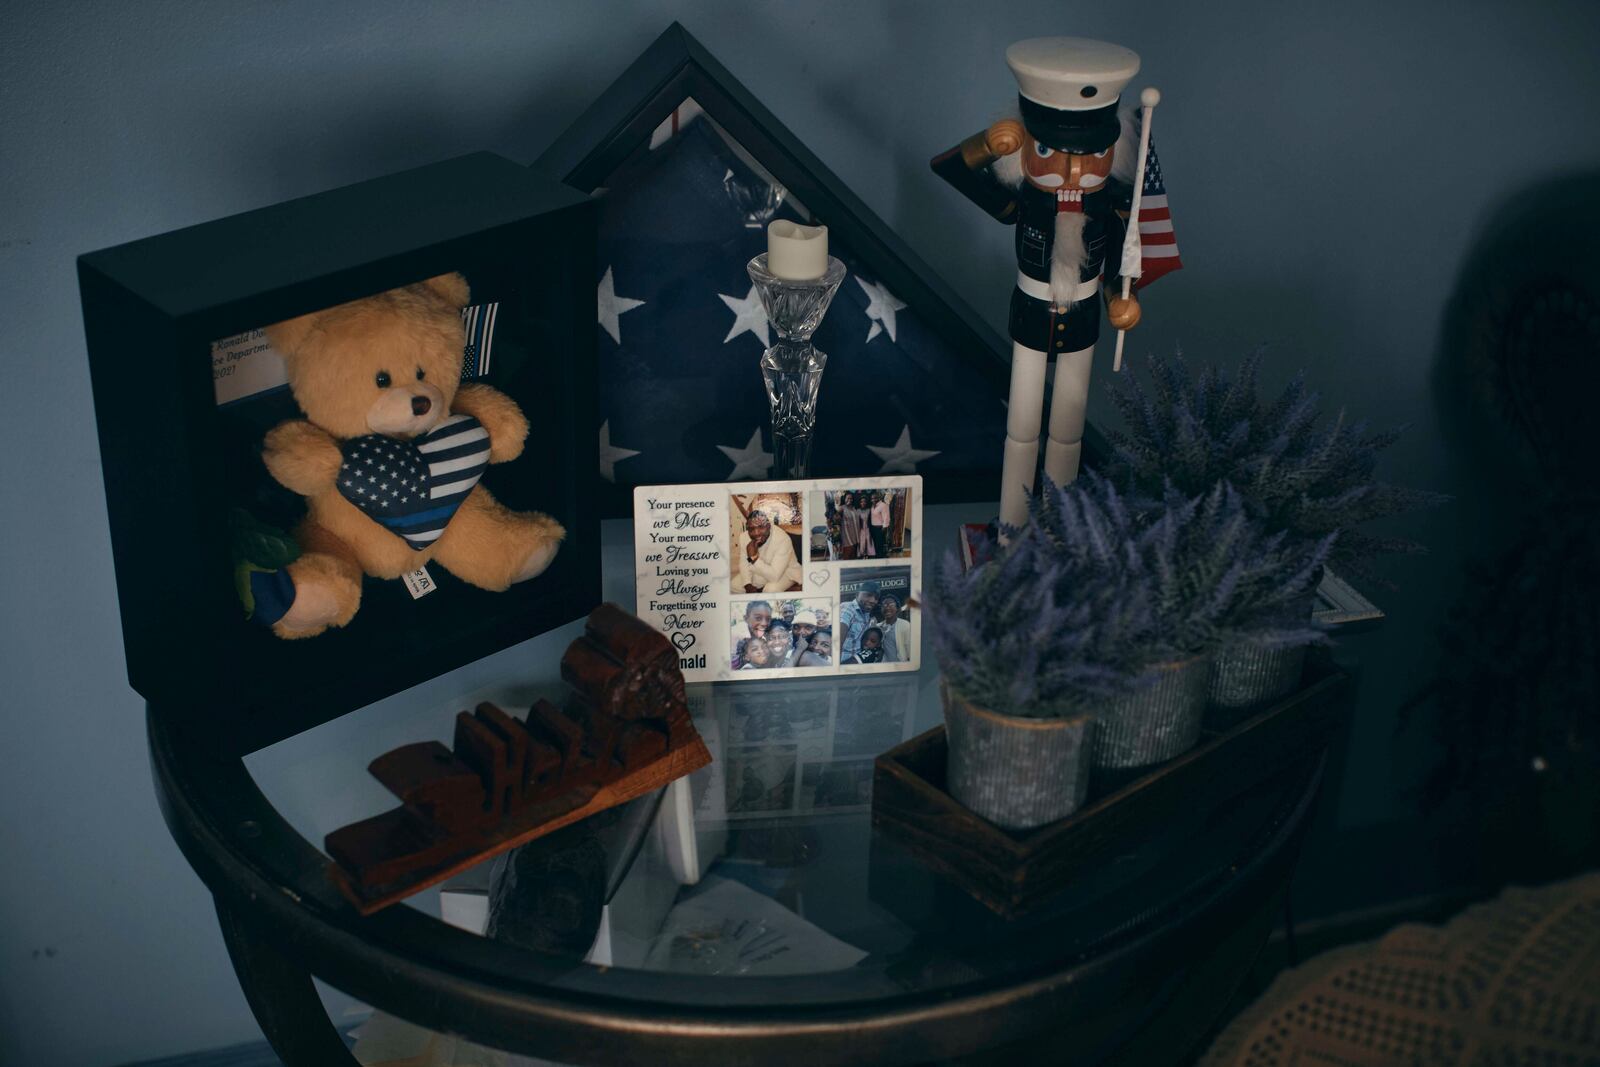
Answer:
[932,37,1144,533]
[1001,180,1128,353]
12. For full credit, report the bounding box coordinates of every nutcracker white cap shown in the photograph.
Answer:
[1005,37,1140,111]
[1006,37,1139,153]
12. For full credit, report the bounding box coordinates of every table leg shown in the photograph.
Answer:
[1283,886,1300,967]
[216,899,360,1066]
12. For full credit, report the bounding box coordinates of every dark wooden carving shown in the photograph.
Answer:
[325,603,710,914]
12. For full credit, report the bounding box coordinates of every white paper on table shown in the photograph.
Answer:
[438,890,490,937]
[642,875,868,976]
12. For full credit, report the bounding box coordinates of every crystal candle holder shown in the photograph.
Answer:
[746,252,847,479]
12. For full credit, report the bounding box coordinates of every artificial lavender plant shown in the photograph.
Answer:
[927,472,1330,718]
[1106,350,1444,576]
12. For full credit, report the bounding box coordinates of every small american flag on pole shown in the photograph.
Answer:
[1131,138,1182,288]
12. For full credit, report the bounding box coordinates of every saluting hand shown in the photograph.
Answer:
[985,119,1026,157]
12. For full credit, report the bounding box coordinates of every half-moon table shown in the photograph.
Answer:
[150,505,1339,1066]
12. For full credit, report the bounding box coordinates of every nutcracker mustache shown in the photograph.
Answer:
[1026,171,1106,190]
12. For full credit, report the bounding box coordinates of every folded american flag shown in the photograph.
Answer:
[590,115,1009,490]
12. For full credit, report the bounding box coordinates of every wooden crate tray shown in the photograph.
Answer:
[871,657,1350,918]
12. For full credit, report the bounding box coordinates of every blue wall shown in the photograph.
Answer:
[3,2,1599,1063]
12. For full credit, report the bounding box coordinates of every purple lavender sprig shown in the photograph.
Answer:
[929,473,1331,718]
[1107,350,1446,577]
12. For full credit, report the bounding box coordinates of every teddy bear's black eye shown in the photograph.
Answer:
[375,371,392,388]
[415,368,425,381]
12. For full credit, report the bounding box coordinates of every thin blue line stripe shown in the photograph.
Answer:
[376,502,465,528]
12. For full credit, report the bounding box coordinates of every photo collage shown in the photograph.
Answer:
[726,482,917,676]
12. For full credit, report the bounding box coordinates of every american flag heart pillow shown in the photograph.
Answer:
[337,414,491,550]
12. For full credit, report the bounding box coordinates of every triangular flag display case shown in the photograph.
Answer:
[536,23,1110,518]
[78,153,601,753]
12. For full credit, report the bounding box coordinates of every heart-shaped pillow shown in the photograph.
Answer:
[337,414,490,550]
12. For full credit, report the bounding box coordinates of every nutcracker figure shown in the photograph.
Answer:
[932,37,1175,533]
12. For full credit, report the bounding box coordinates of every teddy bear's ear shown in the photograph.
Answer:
[263,311,320,357]
[418,272,471,308]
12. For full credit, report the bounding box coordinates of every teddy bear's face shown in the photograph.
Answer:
[265,274,470,441]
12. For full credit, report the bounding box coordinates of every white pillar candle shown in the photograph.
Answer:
[766,220,829,280]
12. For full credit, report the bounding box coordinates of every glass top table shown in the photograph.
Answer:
[161,502,1324,1065]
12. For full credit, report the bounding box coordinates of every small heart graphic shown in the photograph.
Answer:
[338,414,490,550]
[671,632,696,652]
[809,570,830,587]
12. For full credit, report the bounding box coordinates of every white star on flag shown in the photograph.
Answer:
[716,427,773,480]
[718,285,770,347]
[597,266,645,345]
[598,420,640,483]
[857,277,907,343]
[867,425,940,473]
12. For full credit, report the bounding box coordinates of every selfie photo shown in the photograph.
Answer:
[730,598,834,671]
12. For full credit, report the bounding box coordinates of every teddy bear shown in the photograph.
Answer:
[256,272,563,639]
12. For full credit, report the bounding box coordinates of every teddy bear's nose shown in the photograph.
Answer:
[411,395,432,417]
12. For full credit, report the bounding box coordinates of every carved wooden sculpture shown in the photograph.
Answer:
[325,603,710,914]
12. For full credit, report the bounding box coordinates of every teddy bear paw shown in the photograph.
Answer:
[512,538,561,584]
[270,554,362,639]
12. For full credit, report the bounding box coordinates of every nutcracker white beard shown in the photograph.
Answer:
[1050,211,1089,305]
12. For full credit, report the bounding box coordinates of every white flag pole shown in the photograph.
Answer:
[1113,87,1161,372]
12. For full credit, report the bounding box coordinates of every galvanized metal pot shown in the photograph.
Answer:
[1090,655,1211,771]
[942,681,1093,832]
[1208,593,1317,712]
[1208,643,1308,712]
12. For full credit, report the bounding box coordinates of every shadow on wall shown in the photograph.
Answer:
[1407,172,1600,886]
[1432,173,1600,493]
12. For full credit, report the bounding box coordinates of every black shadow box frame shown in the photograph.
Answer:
[78,152,600,754]
[534,23,1110,518]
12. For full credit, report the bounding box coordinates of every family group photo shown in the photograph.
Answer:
[730,491,805,593]
[835,567,913,666]
[809,487,912,561]
[729,598,834,670]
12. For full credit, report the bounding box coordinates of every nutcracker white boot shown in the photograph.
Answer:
[998,341,1049,536]
[1043,344,1095,487]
